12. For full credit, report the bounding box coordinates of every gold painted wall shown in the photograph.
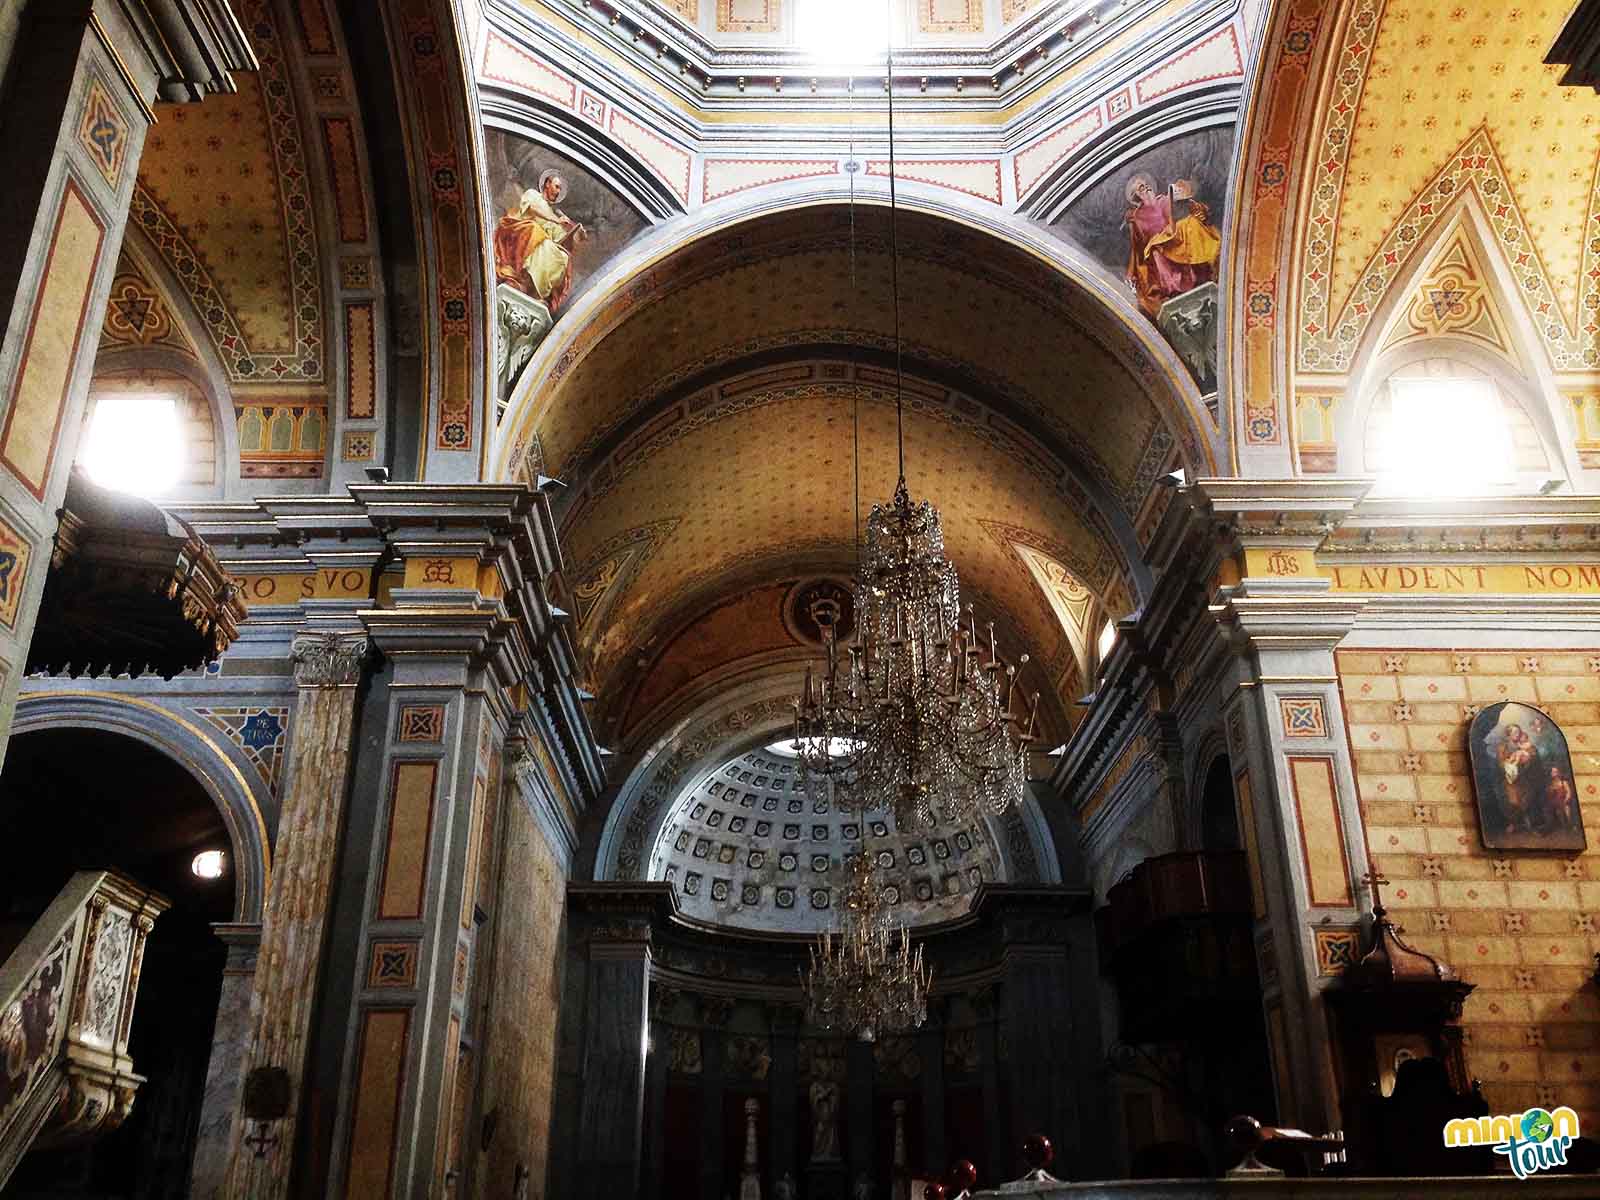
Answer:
[472,778,567,1199]
[1336,649,1600,1126]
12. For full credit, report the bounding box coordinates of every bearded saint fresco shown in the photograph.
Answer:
[1121,173,1222,320]
[1468,702,1585,851]
[493,170,589,316]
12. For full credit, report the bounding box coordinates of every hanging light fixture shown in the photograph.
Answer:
[789,14,1040,833]
[801,849,931,1042]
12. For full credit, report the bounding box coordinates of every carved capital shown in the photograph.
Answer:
[291,632,369,688]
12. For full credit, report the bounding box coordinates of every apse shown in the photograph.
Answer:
[647,743,1004,932]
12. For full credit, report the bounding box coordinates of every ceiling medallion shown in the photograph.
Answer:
[785,577,856,647]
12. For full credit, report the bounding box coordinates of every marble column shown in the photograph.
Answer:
[846,1038,874,1185]
[739,1097,762,1200]
[223,631,368,1199]
[575,927,652,1200]
[642,986,676,1200]
[1002,948,1075,1173]
[189,923,260,1200]
[0,0,251,764]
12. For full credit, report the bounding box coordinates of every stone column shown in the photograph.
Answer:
[973,985,1006,1179]
[768,1004,801,1192]
[575,925,652,1200]
[1195,479,1373,1131]
[917,1000,946,1177]
[1001,945,1075,1171]
[1215,582,1367,1131]
[642,985,676,1200]
[189,923,259,1200]
[700,996,733,1200]
[224,631,368,1198]
[739,1098,762,1200]
[0,0,252,764]
[846,1037,874,1185]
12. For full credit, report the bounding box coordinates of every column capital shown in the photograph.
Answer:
[290,630,369,687]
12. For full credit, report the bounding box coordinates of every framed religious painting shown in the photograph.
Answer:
[1467,702,1585,852]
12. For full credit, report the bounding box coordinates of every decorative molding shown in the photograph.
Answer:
[77,76,130,187]
[1279,696,1328,740]
[864,159,1002,205]
[195,706,290,795]
[290,632,368,687]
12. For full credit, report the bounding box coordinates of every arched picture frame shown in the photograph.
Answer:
[1467,701,1585,852]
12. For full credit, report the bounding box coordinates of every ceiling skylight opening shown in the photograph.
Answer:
[82,393,183,498]
[1376,376,1512,498]
[767,736,862,759]
[796,0,895,64]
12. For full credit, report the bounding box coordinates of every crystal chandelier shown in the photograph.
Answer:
[801,850,931,1042]
[792,481,1040,829]
[788,26,1040,832]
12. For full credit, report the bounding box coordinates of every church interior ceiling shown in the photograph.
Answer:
[646,744,1005,932]
[104,0,385,486]
[498,202,1195,746]
[493,0,1238,111]
[1237,0,1600,466]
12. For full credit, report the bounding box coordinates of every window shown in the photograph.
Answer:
[81,393,183,497]
[1373,376,1513,497]
[1096,619,1117,666]
[796,0,894,62]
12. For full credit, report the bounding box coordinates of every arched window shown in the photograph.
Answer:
[1365,356,1550,495]
[80,370,216,496]
[1096,619,1117,667]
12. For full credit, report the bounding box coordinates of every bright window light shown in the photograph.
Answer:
[191,849,226,880]
[796,0,893,63]
[82,394,182,497]
[767,737,862,759]
[1377,377,1511,497]
[1096,620,1117,664]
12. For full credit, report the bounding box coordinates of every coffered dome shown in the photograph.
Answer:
[647,743,1003,932]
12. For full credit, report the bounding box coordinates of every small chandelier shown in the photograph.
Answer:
[792,479,1040,829]
[802,850,931,1041]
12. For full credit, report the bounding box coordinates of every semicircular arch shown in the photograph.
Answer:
[591,671,1060,901]
[13,692,272,923]
[492,182,1220,483]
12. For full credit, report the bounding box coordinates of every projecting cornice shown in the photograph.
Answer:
[121,0,259,102]
[168,482,607,806]
[480,0,1242,124]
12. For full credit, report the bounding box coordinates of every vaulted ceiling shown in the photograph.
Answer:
[502,204,1208,746]
[1235,0,1600,463]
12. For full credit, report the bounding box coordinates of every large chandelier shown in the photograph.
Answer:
[791,480,1040,829]
[788,26,1040,832]
[801,850,931,1042]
